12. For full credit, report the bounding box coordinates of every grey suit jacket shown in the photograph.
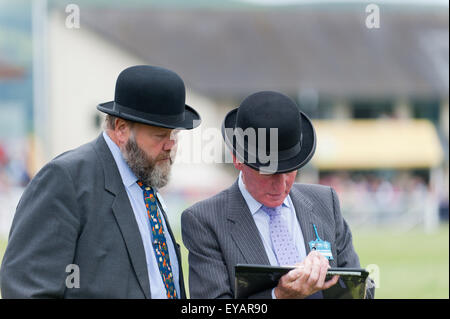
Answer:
[0,134,186,298]
[182,180,369,299]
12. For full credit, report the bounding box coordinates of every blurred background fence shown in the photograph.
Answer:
[0,0,448,298]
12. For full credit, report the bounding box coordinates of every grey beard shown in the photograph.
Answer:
[121,133,172,189]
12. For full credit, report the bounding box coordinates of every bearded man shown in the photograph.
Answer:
[0,65,201,298]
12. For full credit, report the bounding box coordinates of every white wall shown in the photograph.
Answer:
[48,11,146,159]
[47,11,234,194]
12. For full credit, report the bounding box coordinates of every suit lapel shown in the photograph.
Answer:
[111,193,151,298]
[94,134,151,298]
[290,185,338,267]
[290,186,316,256]
[227,181,270,265]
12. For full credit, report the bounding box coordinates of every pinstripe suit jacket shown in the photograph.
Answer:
[181,180,362,299]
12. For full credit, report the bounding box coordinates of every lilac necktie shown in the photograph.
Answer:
[261,205,301,266]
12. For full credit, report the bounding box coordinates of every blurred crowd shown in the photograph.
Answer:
[319,171,449,228]
[1,138,449,235]
[0,142,30,191]
[0,142,30,237]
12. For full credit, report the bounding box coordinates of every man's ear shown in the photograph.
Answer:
[114,118,132,146]
[232,153,244,171]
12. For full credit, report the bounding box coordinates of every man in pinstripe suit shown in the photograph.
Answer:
[182,91,370,299]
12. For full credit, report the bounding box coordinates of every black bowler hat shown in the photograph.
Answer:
[97,65,201,129]
[222,91,316,174]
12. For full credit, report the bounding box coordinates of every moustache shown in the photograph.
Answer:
[155,152,173,164]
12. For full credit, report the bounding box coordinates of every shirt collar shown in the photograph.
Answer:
[103,131,138,188]
[237,171,290,216]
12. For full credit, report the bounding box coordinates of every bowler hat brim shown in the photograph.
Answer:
[221,108,316,174]
[97,101,201,130]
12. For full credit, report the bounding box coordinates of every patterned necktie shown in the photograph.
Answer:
[261,205,301,266]
[137,181,177,299]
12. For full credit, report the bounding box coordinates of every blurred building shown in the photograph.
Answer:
[45,3,448,227]
[1,1,448,234]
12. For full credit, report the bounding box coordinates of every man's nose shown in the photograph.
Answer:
[163,136,177,151]
[272,173,288,191]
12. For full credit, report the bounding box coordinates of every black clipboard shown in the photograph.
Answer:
[235,264,370,299]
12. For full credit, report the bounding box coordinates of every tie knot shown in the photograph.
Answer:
[261,205,282,217]
[137,181,153,193]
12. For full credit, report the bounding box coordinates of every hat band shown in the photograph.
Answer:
[113,102,185,123]
[278,134,302,160]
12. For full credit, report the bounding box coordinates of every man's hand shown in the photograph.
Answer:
[274,251,339,299]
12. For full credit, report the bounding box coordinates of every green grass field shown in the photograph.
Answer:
[0,224,448,299]
[351,225,449,299]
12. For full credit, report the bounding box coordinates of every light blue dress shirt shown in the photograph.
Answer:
[238,172,307,299]
[237,172,307,265]
[103,131,180,299]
